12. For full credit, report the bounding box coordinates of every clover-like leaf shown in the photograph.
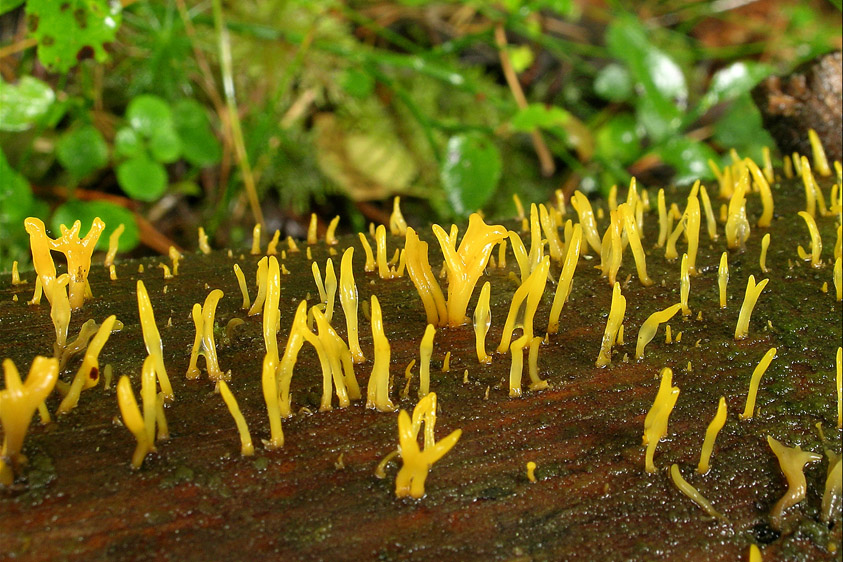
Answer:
[116,156,167,202]
[56,124,108,181]
[172,99,221,167]
[127,95,173,138]
[0,76,55,132]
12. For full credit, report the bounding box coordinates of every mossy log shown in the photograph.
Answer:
[0,179,840,561]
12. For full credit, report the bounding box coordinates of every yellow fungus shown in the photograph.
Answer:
[323,259,337,323]
[50,275,71,355]
[801,156,828,217]
[419,324,435,398]
[325,215,340,245]
[281,263,290,275]
[796,211,822,267]
[140,355,158,448]
[548,224,583,334]
[767,436,822,530]
[600,209,622,286]
[102,363,112,390]
[734,275,769,340]
[837,347,842,429]
[138,264,144,273]
[136,280,173,400]
[168,246,182,276]
[697,396,727,475]
[822,454,841,523]
[497,256,550,353]
[224,318,244,344]
[198,289,228,381]
[286,235,299,253]
[526,461,537,483]
[513,193,525,221]
[116,375,152,469]
[104,224,125,267]
[263,257,281,362]
[56,315,117,415]
[635,304,682,360]
[247,257,268,316]
[0,356,59,485]
[718,252,729,308]
[185,304,203,380]
[432,214,508,326]
[395,392,462,499]
[725,170,751,250]
[761,146,774,183]
[339,248,365,363]
[616,324,624,346]
[306,247,312,260]
[251,224,262,255]
[808,128,831,176]
[404,228,447,326]
[497,239,507,269]
[596,282,626,367]
[311,262,327,305]
[657,189,669,248]
[739,348,777,419]
[158,263,172,279]
[836,258,842,301]
[357,232,376,273]
[307,213,318,245]
[539,203,564,263]
[442,351,451,373]
[109,265,117,281]
[571,191,602,254]
[233,264,250,310]
[554,188,567,218]
[217,380,255,456]
[749,544,763,562]
[28,277,42,305]
[311,307,356,410]
[608,184,618,211]
[665,325,672,344]
[22,218,55,304]
[375,450,400,479]
[670,464,722,519]
[527,336,547,391]
[699,185,718,241]
[508,231,530,283]
[473,282,492,365]
[389,197,408,236]
[745,158,774,228]
[366,295,395,412]
[680,254,691,316]
[836,225,842,260]
[527,204,544,274]
[266,229,281,255]
[760,234,771,273]
[618,203,654,286]
[277,301,329,417]
[508,334,530,397]
[643,367,679,473]
[197,227,211,255]
[52,218,105,309]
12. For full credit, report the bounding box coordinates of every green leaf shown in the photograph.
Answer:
[606,15,686,142]
[508,45,534,74]
[0,76,55,131]
[697,61,773,115]
[595,114,642,165]
[654,137,718,185]
[56,124,108,180]
[713,93,774,163]
[116,156,167,202]
[149,126,182,163]
[594,63,632,103]
[511,104,570,131]
[114,126,144,159]
[340,68,375,98]
[0,149,33,227]
[171,99,221,167]
[26,0,122,73]
[0,0,25,16]
[440,133,501,217]
[51,200,139,252]
[127,94,173,138]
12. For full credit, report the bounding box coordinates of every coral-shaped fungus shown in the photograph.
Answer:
[395,392,462,499]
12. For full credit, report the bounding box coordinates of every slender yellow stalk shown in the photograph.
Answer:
[263,256,281,362]
[186,303,203,380]
[760,234,771,273]
[618,203,654,286]
[419,324,435,398]
[718,252,729,308]
[311,308,351,409]
[808,128,831,176]
[657,189,669,247]
[339,248,365,363]
[643,367,680,473]
[325,215,340,245]
[200,289,228,381]
[680,254,691,316]
[539,203,564,263]
[323,259,337,323]
[233,264,250,310]
[670,464,722,519]
[497,256,550,353]
[136,280,173,401]
[116,375,152,469]
[697,397,727,474]
[473,282,492,364]
[307,213,318,245]
[404,228,447,326]
[508,231,530,283]
[508,334,530,397]
[596,282,626,367]
[56,315,117,415]
[801,156,828,217]
[699,185,718,240]
[635,304,682,360]
[740,348,777,419]
[837,347,841,429]
[527,336,547,391]
[725,170,751,249]
[267,229,280,254]
[218,380,255,456]
[198,227,212,254]
[247,257,268,316]
[141,355,157,447]
[251,224,262,255]
[366,295,395,412]
[836,258,842,301]
[745,158,774,227]
[104,224,125,267]
[734,275,769,340]
[571,191,602,254]
[796,211,822,267]
[548,224,583,334]
[390,196,408,236]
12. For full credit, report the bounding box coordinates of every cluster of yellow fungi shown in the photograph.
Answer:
[1,129,841,522]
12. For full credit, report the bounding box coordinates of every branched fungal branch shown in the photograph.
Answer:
[339,248,365,363]
[390,196,407,236]
[767,436,822,530]
[0,357,59,485]
[367,295,396,412]
[497,256,550,353]
[404,228,447,326]
[57,315,118,415]
[395,393,461,499]
[432,214,508,326]
[796,212,823,267]
[200,289,228,382]
[734,275,769,340]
